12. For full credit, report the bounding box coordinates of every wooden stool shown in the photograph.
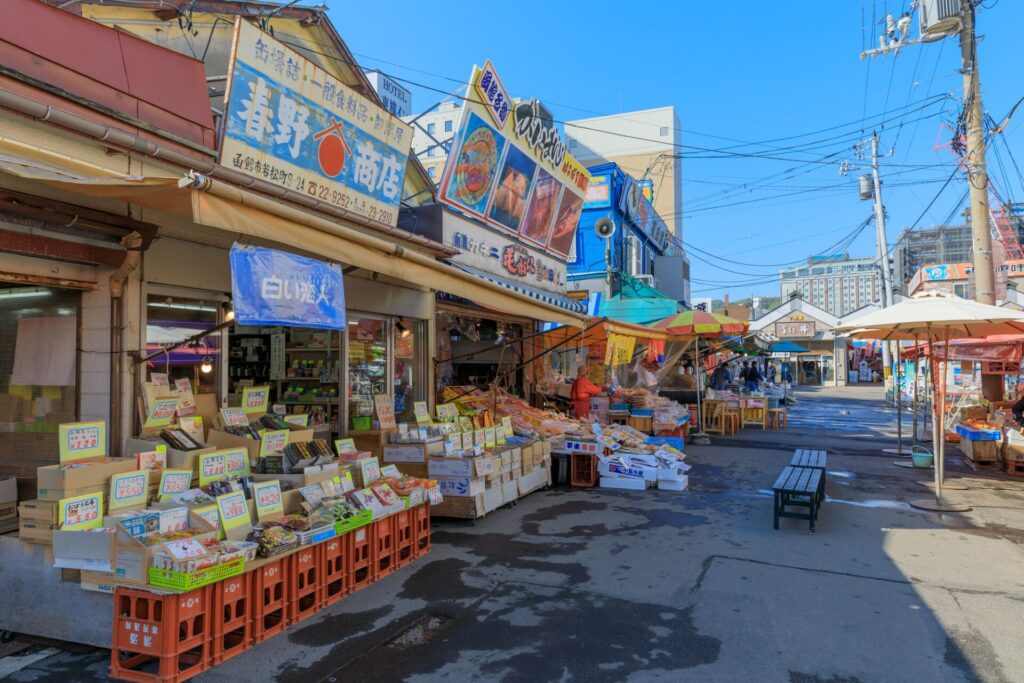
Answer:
[702,403,725,434]
[743,399,767,429]
[608,411,629,425]
[628,415,653,434]
[767,408,787,430]
[723,408,741,435]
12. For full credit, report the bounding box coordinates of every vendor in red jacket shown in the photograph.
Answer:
[571,365,604,419]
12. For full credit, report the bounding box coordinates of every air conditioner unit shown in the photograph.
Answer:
[919,0,961,38]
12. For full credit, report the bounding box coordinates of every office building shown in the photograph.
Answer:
[404,101,461,184]
[779,254,881,317]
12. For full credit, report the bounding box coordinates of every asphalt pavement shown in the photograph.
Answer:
[6,384,1024,682]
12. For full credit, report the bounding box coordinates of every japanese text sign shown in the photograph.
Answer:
[58,420,106,463]
[220,408,250,427]
[439,61,591,259]
[109,470,148,511]
[198,451,228,487]
[222,20,412,227]
[435,403,459,422]
[373,393,396,430]
[413,401,431,426]
[230,245,346,330]
[224,448,251,478]
[144,397,180,430]
[335,438,358,455]
[59,492,103,530]
[216,491,251,539]
[501,416,514,438]
[259,429,290,457]
[158,470,193,502]
[241,384,271,414]
[253,480,284,521]
[284,414,309,427]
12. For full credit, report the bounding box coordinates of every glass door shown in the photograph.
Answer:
[347,315,389,431]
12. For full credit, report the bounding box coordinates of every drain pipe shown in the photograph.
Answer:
[108,231,143,457]
[0,88,455,257]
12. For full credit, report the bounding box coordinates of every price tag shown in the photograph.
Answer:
[241,386,270,414]
[109,470,148,511]
[450,433,463,451]
[436,403,459,422]
[373,393,396,430]
[216,491,251,538]
[408,486,425,506]
[334,438,358,455]
[163,537,208,561]
[338,471,355,493]
[220,408,249,427]
[144,398,180,429]
[462,431,474,448]
[359,457,381,486]
[484,427,496,448]
[253,480,284,521]
[474,429,485,448]
[59,491,104,530]
[380,464,401,478]
[224,448,251,477]
[197,451,228,487]
[501,417,514,438]
[58,420,106,463]
[413,401,432,426]
[259,429,290,457]
[427,486,443,505]
[496,428,506,445]
[284,414,309,427]
[158,469,193,502]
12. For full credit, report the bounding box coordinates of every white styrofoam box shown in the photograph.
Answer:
[598,461,658,481]
[599,476,646,491]
[434,476,485,498]
[658,476,689,491]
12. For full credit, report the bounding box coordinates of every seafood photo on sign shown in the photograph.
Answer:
[488,145,537,232]
[445,112,504,215]
[519,169,561,246]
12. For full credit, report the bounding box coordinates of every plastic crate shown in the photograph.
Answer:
[371,517,395,579]
[955,423,1001,441]
[148,558,246,592]
[211,573,250,666]
[630,409,654,417]
[288,545,320,624]
[570,452,598,487]
[645,436,684,452]
[350,416,372,431]
[413,502,431,558]
[251,557,288,643]
[348,524,372,592]
[110,586,210,683]
[295,524,336,545]
[334,509,372,536]
[393,509,414,567]
[320,535,348,608]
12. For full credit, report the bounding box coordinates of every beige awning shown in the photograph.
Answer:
[189,178,587,327]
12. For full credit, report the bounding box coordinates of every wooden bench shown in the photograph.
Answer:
[791,449,827,499]
[772,466,823,533]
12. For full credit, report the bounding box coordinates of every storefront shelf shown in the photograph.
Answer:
[276,377,338,383]
[280,399,340,405]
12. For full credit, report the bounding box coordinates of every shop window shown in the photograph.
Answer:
[394,318,426,423]
[0,285,79,497]
[427,167,437,180]
[145,294,220,394]
[348,316,388,429]
[427,122,435,134]
[444,119,453,133]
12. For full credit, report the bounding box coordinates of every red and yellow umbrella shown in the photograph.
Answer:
[649,310,748,337]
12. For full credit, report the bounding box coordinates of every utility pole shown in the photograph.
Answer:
[870,132,894,375]
[960,0,995,306]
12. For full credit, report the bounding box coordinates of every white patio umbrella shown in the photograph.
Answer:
[834,292,1024,512]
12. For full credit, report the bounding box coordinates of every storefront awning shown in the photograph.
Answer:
[445,262,586,317]
[541,317,676,347]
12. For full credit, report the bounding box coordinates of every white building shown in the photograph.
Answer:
[563,106,684,241]
[779,254,881,317]
[404,101,461,185]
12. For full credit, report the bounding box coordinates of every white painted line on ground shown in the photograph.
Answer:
[0,647,62,678]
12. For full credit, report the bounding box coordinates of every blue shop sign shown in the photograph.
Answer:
[229,244,346,329]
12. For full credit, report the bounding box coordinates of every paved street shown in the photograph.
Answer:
[7,385,1024,682]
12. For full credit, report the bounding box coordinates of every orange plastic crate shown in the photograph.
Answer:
[320,535,348,608]
[371,517,395,579]
[211,573,250,666]
[393,509,414,567]
[110,586,210,683]
[570,452,598,487]
[413,502,431,558]
[288,545,320,624]
[348,524,372,592]
[251,558,288,643]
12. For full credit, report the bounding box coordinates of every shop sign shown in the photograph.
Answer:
[444,214,567,291]
[584,175,611,209]
[230,244,346,330]
[59,492,103,530]
[775,321,817,338]
[439,61,591,258]
[158,470,193,502]
[58,420,106,463]
[222,20,412,226]
[216,491,252,539]
[619,176,671,254]
[253,480,284,520]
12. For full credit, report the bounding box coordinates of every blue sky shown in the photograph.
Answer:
[331,0,1024,300]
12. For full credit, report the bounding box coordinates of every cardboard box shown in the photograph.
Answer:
[19,499,57,524]
[52,528,116,571]
[501,480,518,503]
[541,441,552,456]
[429,494,484,519]
[396,463,429,479]
[20,519,58,544]
[382,441,443,463]
[518,467,549,496]
[80,569,117,594]
[206,430,261,465]
[107,507,188,537]
[428,456,496,478]
[599,476,647,491]
[0,476,16,504]
[123,436,215,471]
[434,476,484,498]
[37,458,137,500]
[349,429,396,460]
[114,509,217,585]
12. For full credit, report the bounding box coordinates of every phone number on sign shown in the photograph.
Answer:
[230,155,394,225]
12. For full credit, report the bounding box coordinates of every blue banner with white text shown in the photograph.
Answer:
[229,244,346,329]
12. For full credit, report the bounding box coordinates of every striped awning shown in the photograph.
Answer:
[446,262,587,315]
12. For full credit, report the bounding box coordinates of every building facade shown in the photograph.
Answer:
[779,254,881,317]
[563,107,684,242]
[404,101,461,185]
